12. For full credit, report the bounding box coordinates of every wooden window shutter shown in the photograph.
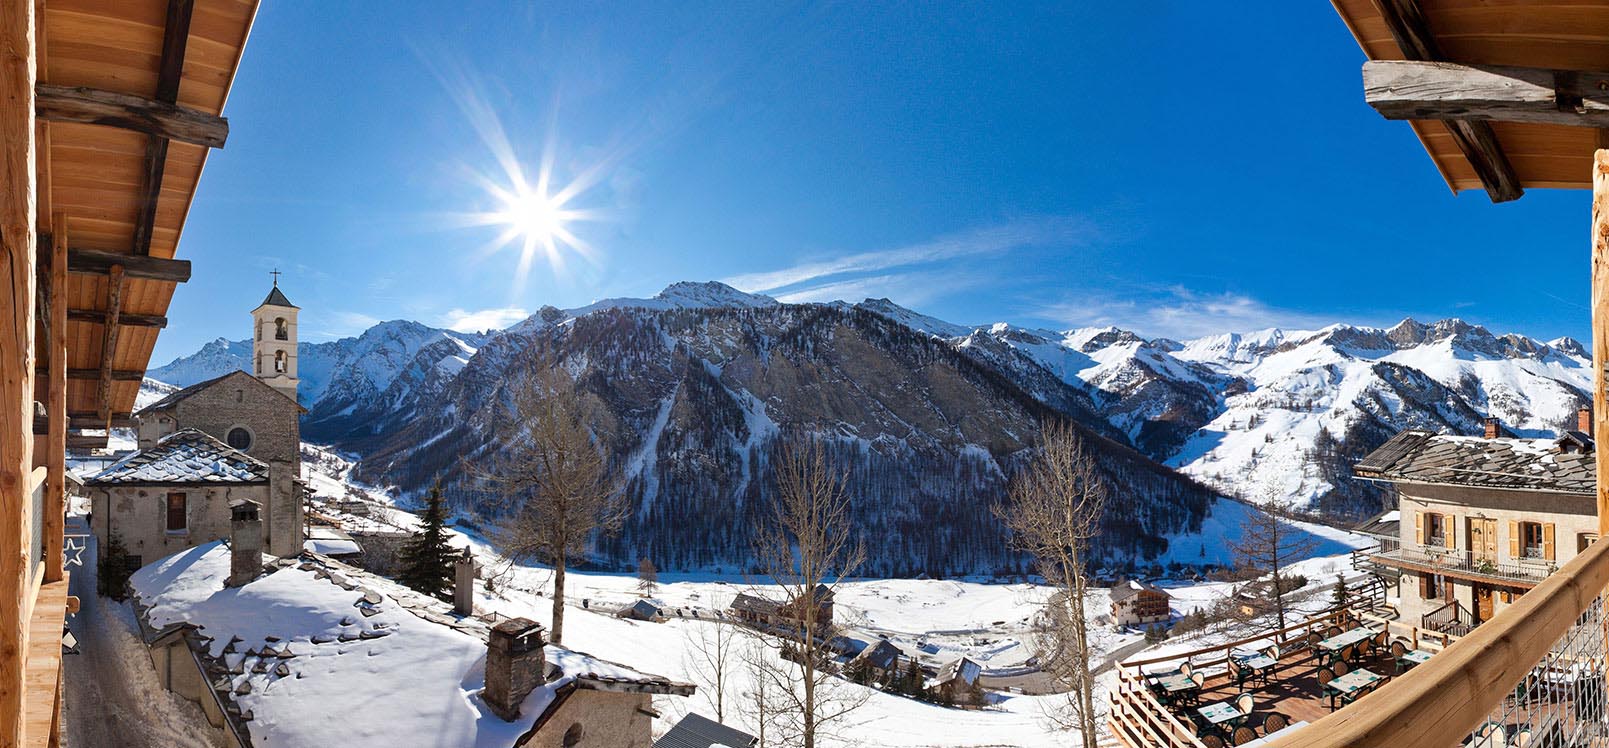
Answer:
[1544,523,1556,561]
[1419,573,1429,599]
[1509,521,1521,559]
[1416,512,1425,545]
[1444,515,1456,549]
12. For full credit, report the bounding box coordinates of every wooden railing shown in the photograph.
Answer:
[1267,535,1609,747]
[1108,610,1352,748]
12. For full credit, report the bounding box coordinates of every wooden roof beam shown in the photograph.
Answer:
[1369,0,1522,203]
[1367,61,1609,129]
[35,84,227,148]
[131,0,196,257]
[33,367,143,382]
[66,411,132,429]
[96,265,124,423]
[67,309,166,329]
[68,248,190,282]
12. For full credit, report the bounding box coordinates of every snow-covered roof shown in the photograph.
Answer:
[1355,429,1595,496]
[304,526,362,556]
[852,639,905,670]
[655,712,759,748]
[928,657,982,689]
[86,429,269,486]
[129,542,690,748]
[1109,579,1169,602]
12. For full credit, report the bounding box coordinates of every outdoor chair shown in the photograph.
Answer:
[1390,640,1408,659]
[1180,661,1193,678]
[1202,735,1227,748]
[1231,726,1259,746]
[1187,671,1206,705]
[1235,692,1254,717]
[1326,625,1343,638]
[1263,644,1280,661]
[1262,713,1290,735]
[1316,666,1335,688]
[1334,660,1350,677]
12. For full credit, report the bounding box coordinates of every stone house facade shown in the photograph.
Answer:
[1355,419,1597,632]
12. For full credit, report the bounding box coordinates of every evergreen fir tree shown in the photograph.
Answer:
[398,481,456,600]
[1331,573,1349,611]
[98,531,135,600]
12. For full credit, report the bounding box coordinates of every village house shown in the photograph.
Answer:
[727,584,836,631]
[1354,412,1597,634]
[616,599,665,622]
[926,656,985,706]
[86,283,307,566]
[1109,580,1172,627]
[849,639,907,687]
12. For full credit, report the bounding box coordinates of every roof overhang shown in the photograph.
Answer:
[1331,0,1609,202]
[37,0,260,429]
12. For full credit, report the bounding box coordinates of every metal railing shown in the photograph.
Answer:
[1369,541,1555,585]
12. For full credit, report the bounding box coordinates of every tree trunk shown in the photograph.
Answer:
[551,555,567,644]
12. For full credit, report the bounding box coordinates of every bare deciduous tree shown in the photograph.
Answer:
[1228,489,1318,633]
[683,612,739,723]
[751,439,867,748]
[475,366,624,644]
[637,556,659,596]
[997,421,1107,747]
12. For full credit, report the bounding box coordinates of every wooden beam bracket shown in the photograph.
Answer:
[67,248,190,282]
[34,84,227,149]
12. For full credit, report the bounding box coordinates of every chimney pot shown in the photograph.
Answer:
[1580,405,1593,433]
[1484,417,1500,440]
[453,548,475,616]
[484,617,546,721]
[227,499,264,587]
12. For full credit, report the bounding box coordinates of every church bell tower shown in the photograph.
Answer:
[252,271,300,403]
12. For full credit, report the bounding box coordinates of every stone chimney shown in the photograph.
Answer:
[227,499,263,587]
[1580,405,1593,433]
[484,617,546,721]
[453,547,475,616]
[1484,417,1500,440]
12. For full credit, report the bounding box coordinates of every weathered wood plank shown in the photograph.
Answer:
[33,367,142,382]
[96,264,123,424]
[0,0,37,742]
[67,247,190,282]
[44,218,65,584]
[131,0,196,257]
[35,84,228,149]
[1365,60,1609,128]
[1367,0,1522,203]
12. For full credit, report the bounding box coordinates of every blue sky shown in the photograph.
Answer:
[159,1,1593,363]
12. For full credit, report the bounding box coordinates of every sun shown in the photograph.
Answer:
[496,187,567,247]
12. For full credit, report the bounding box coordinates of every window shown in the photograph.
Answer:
[166,493,187,533]
[275,317,288,341]
[562,724,583,747]
[226,427,252,451]
[1425,513,1449,548]
[1583,533,1600,553]
[274,350,287,373]
[1521,522,1546,559]
[236,389,244,403]
[1421,572,1448,601]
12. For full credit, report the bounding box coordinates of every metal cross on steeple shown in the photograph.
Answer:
[270,268,281,286]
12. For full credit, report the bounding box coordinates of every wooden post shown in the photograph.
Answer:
[0,0,38,745]
[1595,148,1609,539]
[44,217,65,583]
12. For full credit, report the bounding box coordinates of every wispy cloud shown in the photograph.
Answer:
[1032,287,1344,340]
[772,271,989,309]
[722,217,1093,297]
[441,307,530,333]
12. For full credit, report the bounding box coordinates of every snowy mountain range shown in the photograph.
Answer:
[146,280,1591,571]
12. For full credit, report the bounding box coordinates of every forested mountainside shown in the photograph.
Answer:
[350,301,1215,576]
[148,280,1590,571]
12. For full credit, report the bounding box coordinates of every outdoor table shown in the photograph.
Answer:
[1153,673,1199,707]
[1197,701,1244,727]
[1236,653,1278,685]
[1323,668,1384,710]
[1396,648,1432,674]
[1317,627,1375,666]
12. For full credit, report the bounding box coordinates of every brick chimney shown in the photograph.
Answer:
[1483,417,1500,439]
[227,499,263,587]
[453,547,475,616]
[1580,405,1593,433]
[484,617,546,721]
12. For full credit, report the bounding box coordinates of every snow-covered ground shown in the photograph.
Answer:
[289,443,1376,747]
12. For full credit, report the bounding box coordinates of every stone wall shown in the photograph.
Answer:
[518,690,653,748]
[90,483,271,568]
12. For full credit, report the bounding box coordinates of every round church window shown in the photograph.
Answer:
[226,427,253,451]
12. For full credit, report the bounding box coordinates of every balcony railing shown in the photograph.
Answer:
[1368,539,1556,585]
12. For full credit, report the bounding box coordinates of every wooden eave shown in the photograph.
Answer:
[36,0,259,421]
[1331,0,1609,198]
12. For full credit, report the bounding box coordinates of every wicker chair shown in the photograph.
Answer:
[1326,625,1343,638]
[1262,713,1290,735]
[1334,660,1350,677]
[1202,736,1227,748]
[1231,726,1259,746]
[1316,666,1335,688]
[1235,692,1254,716]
